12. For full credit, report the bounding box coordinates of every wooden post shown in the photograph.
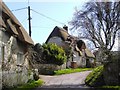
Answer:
[28,6,31,37]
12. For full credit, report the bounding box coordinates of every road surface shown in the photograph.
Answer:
[34,71,92,89]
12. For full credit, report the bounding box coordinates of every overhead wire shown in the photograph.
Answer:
[31,9,65,25]
[32,26,53,28]
[28,0,30,6]
[11,7,27,11]
[11,7,28,26]
[11,1,66,26]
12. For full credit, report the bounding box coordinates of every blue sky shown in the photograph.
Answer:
[3,0,119,51]
[3,0,89,44]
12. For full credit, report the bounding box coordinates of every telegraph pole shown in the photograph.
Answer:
[28,6,31,37]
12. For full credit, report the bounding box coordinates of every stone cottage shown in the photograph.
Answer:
[46,26,95,68]
[0,1,34,89]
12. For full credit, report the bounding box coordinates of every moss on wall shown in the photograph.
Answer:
[103,52,120,86]
[85,52,120,87]
[85,65,105,87]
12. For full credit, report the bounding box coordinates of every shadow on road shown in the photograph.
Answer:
[33,84,116,90]
[33,84,106,90]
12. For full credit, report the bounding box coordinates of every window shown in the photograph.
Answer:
[17,52,24,65]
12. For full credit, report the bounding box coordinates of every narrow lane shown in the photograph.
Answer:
[34,71,92,89]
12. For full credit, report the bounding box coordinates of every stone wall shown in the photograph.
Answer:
[0,65,33,89]
[103,52,120,86]
[1,70,33,88]
[0,30,33,89]
[34,63,66,75]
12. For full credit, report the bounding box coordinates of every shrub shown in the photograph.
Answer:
[15,79,43,90]
[42,43,67,66]
[85,65,105,87]
[6,79,44,90]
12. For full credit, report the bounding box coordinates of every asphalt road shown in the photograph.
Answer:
[34,71,92,90]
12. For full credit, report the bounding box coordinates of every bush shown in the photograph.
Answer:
[5,79,44,90]
[42,43,67,66]
[85,65,105,87]
[15,79,43,90]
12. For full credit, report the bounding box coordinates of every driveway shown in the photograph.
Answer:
[34,71,92,89]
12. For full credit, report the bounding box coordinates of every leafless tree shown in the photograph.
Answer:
[69,1,120,61]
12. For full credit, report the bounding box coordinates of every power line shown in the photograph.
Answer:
[21,16,27,24]
[28,0,29,5]
[32,26,53,28]
[11,7,27,11]
[31,9,65,25]
[11,6,65,26]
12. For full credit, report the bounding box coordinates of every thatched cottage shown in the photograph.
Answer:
[46,26,95,68]
[0,1,34,89]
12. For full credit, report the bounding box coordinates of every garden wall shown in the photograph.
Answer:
[103,52,120,86]
[34,63,66,75]
[103,60,119,85]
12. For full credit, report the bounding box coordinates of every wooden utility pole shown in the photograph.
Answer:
[28,6,31,37]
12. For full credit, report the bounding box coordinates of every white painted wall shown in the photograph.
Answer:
[0,29,33,89]
[47,37,86,68]
[48,37,68,48]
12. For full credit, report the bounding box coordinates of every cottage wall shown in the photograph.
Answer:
[48,37,68,48]
[0,29,33,88]
[67,52,86,68]
[47,37,87,68]
[34,63,66,75]
[0,29,10,43]
[73,51,86,67]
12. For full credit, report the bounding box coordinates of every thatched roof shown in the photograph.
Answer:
[0,1,34,45]
[75,42,95,58]
[46,26,95,58]
[85,47,95,58]
[46,26,69,43]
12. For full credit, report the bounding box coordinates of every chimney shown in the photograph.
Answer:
[63,25,68,32]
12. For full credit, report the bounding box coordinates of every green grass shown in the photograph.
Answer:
[54,68,93,75]
[101,86,120,89]
[85,65,104,87]
[93,86,120,90]
[12,79,44,90]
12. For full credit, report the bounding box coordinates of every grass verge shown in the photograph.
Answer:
[101,86,120,89]
[85,65,104,87]
[54,68,93,75]
[12,79,44,90]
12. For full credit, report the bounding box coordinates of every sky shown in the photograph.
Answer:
[3,0,119,51]
[3,0,89,44]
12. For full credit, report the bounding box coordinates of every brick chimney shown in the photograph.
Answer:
[63,25,68,32]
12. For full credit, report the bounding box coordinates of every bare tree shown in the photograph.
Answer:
[69,1,120,61]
